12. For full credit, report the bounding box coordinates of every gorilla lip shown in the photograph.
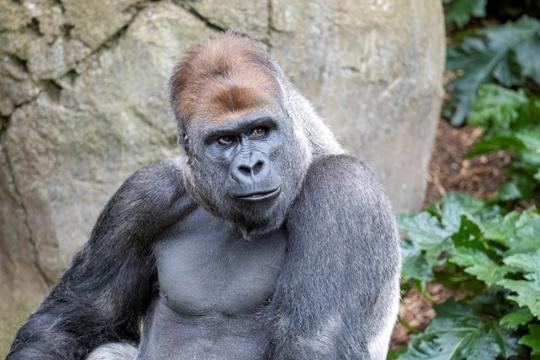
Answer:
[232,187,281,202]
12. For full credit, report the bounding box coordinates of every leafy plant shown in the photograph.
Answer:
[444,0,487,29]
[466,84,540,201]
[392,194,540,359]
[445,16,540,125]
[398,301,520,360]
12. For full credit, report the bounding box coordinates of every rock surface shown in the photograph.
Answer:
[271,0,445,212]
[0,0,444,355]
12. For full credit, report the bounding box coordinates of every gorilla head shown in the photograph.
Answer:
[169,34,317,234]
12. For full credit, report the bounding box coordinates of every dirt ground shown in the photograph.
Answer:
[390,119,512,348]
[423,120,512,204]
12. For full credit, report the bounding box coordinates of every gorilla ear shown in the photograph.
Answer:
[175,122,191,158]
[183,134,190,156]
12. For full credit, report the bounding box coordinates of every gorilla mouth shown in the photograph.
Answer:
[232,187,281,202]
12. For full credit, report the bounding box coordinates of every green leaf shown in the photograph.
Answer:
[396,301,519,359]
[514,210,540,253]
[400,239,433,285]
[484,210,540,255]
[520,325,540,356]
[500,307,534,330]
[440,193,487,231]
[450,216,510,286]
[504,251,540,274]
[397,213,453,266]
[519,149,540,166]
[444,0,487,29]
[445,16,540,125]
[496,176,538,201]
[468,84,528,130]
[499,252,540,318]
[387,346,407,360]
[451,247,510,286]
[495,181,526,201]
[466,134,525,157]
[483,211,520,246]
[506,17,540,85]
[450,215,485,249]
[515,127,540,151]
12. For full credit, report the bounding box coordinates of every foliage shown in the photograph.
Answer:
[392,3,540,359]
[398,301,520,360]
[391,194,540,359]
[466,84,540,201]
[443,0,487,29]
[444,16,540,125]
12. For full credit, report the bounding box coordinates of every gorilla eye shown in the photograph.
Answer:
[251,127,267,138]
[217,135,236,146]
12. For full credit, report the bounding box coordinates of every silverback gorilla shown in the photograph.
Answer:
[7,33,400,360]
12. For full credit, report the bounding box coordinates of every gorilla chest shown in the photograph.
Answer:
[153,207,287,315]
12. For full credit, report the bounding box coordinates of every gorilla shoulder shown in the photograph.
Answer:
[290,153,398,259]
[300,154,393,216]
[118,159,189,212]
[91,159,196,248]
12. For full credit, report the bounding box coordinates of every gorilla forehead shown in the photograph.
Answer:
[170,32,281,126]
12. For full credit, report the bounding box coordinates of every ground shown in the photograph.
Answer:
[390,119,512,348]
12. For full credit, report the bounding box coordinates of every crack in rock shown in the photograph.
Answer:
[2,145,52,287]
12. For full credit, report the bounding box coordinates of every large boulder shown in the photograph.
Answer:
[271,0,445,212]
[0,0,444,355]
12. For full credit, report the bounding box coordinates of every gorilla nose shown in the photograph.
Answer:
[238,160,264,176]
[232,155,269,183]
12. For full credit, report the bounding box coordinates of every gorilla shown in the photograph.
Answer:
[7,33,400,360]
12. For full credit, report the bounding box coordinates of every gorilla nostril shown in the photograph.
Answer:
[252,161,264,175]
[238,165,252,175]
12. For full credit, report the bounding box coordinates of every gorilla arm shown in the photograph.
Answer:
[268,155,401,360]
[7,161,193,360]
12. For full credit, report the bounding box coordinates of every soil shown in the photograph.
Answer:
[424,120,512,204]
[390,119,513,348]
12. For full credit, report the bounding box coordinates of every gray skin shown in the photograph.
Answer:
[138,207,287,360]
[7,68,400,360]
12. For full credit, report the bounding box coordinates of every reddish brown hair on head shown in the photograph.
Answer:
[170,32,279,128]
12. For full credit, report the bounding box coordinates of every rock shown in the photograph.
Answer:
[0,55,41,116]
[26,36,91,79]
[183,0,269,41]
[0,0,32,31]
[0,144,48,357]
[62,0,141,50]
[271,0,445,212]
[0,30,40,60]
[23,0,65,41]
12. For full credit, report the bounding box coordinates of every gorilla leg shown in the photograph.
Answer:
[86,343,138,360]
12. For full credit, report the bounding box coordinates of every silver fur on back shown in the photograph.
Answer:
[273,68,344,159]
[86,343,138,360]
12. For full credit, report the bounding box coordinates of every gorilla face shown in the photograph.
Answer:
[169,33,315,234]
[183,107,308,234]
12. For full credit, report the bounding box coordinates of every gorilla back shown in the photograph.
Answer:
[7,33,400,360]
